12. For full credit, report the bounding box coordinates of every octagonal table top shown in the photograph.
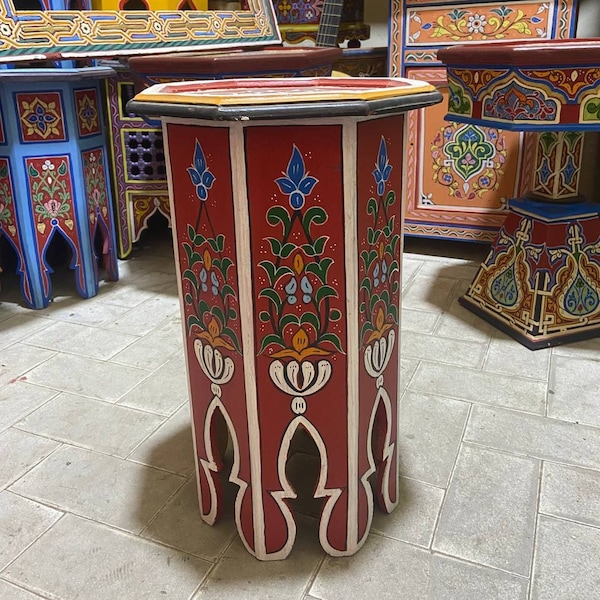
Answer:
[127,76,443,121]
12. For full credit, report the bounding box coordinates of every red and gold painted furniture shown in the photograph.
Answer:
[128,77,442,559]
[438,39,600,349]
[108,46,342,258]
[390,0,579,242]
[0,67,118,308]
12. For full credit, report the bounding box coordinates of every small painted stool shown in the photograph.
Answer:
[438,39,600,349]
[0,67,118,309]
[129,77,442,559]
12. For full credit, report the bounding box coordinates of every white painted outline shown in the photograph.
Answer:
[230,122,268,559]
[343,119,361,555]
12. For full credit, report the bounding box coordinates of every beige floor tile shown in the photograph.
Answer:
[311,534,431,600]
[548,355,600,427]
[0,314,53,352]
[194,517,324,600]
[25,354,149,402]
[371,477,444,548]
[312,533,528,600]
[0,344,56,388]
[399,391,469,487]
[142,479,237,561]
[0,382,58,433]
[409,362,547,415]
[110,317,183,371]
[38,296,130,326]
[401,330,487,368]
[0,491,62,571]
[531,515,600,600]
[401,257,424,289]
[416,260,481,281]
[540,462,600,528]
[95,276,175,308]
[106,295,180,336]
[0,429,59,490]
[402,275,458,313]
[429,555,528,600]
[23,320,139,361]
[3,513,211,600]
[485,335,551,381]
[433,444,539,576]
[128,404,196,475]
[551,337,600,361]
[400,308,440,334]
[400,357,420,394]
[0,579,48,600]
[14,393,165,458]
[465,405,600,470]
[434,297,495,343]
[118,354,189,416]
[10,445,185,534]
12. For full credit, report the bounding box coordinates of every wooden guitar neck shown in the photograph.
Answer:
[315,0,345,48]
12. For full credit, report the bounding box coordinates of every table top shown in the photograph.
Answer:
[127,76,443,121]
[438,39,600,131]
[0,66,115,83]
[438,38,600,68]
[127,46,343,75]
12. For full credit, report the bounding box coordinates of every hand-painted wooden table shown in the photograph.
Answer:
[0,67,119,309]
[438,39,600,349]
[128,77,442,560]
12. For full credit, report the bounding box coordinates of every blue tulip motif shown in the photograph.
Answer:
[372,137,392,196]
[187,140,215,201]
[275,145,318,210]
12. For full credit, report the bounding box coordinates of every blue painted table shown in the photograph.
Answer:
[0,67,119,309]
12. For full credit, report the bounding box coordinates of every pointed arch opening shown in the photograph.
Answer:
[285,421,325,521]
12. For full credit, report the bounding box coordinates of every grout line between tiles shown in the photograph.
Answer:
[537,510,600,532]
[0,511,68,579]
[429,401,473,551]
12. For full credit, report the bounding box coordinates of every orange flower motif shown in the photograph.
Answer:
[271,327,330,360]
[378,241,385,259]
[197,316,235,351]
[293,253,304,275]
[365,307,393,344]
[203,249,212,271]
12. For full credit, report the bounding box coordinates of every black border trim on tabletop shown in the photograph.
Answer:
[126,91,444,122]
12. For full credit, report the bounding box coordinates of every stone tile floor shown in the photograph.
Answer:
[0,230,599,600]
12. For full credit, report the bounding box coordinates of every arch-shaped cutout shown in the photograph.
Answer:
[12,0,43,9]
[364,386,398,517]
[119,0,149,10]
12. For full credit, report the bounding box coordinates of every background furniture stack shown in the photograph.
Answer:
[389,0,580,242]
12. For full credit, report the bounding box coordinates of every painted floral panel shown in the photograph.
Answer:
[16,92,67,143]
[406,2,555,45]
[74,88,101,137]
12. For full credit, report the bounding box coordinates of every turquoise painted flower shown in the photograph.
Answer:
[187,140,215,201]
